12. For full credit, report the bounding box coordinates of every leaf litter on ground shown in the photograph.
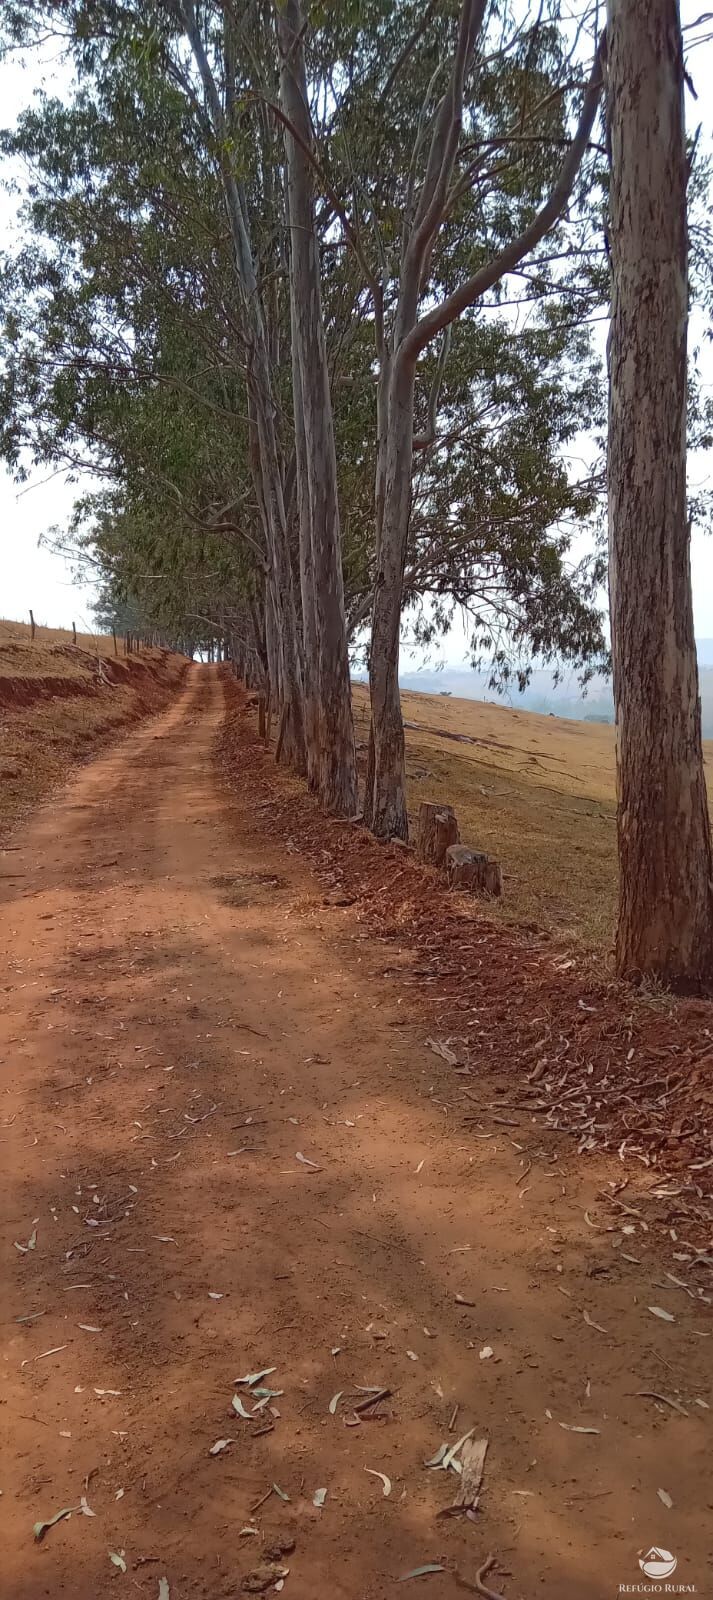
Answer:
[425,1036,460,1065]
[33,1507,74,1542]
[14,1227,38,1253]
[235,1367,276,1387]
[637,1390,688,1417]
[109,1551,127,1572]
[399,1565,445,1581]
[425,1428,477,1477]
[583,1310,608,1334]
[231,1394,254,1419]
[558,1422,600,1434]
[312,1487,327,1507]
[365,1469,392,1496]
[438,1438,488,1517]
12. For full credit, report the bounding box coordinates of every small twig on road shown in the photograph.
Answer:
[454,1555,506,1599]
[250,1485,274,1515]
[354,1388,392,1415]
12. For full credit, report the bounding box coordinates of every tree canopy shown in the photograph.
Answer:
[1,0,609,689]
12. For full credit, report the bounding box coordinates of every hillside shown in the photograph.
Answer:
[354,682,713,948]
[0,619,187,839]
[398,648,713,734]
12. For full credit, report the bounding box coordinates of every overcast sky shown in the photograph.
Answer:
[1,5,713,657]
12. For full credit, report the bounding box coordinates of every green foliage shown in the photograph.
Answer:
[0,0,620,671]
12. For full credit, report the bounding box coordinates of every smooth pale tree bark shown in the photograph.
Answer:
[606,0,713,989]
[178,0,306,774]
[277,0,358,816]
[290,291,321,792]
[367,1,604,836]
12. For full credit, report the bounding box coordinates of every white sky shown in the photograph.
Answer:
[1,6,713,652]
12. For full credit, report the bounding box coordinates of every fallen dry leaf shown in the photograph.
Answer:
[583,1310,608,1335]
[365,1468,392,1497]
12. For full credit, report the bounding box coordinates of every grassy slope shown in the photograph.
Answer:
[0,619,187,840]
[354,682,713,949]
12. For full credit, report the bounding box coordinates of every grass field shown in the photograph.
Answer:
[0,619,186,840]
[0,616,127,676]
[354,683,713,951]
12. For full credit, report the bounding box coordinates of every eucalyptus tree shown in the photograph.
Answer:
[2,0,611,830]
[369,3,604,835]
[277,0,358,811]
[606,0,713,990]
[283,0,608,834]
[2,0,360,804]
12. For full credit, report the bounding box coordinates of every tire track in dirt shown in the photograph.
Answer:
[1,666,709,1599]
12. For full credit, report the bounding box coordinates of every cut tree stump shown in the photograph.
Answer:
[416,802,459,867]
[446,843,503,898]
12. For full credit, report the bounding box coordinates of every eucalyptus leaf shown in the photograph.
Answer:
[398,1565,445,1581]
[231,1394,253,1419]
[235,1367,276,1387]
[33,1507,74,1542]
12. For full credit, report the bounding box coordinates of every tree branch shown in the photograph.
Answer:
[403,31,606,363]
[382,0,440,99]
[413,326,452,449]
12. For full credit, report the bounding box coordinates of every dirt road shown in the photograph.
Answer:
[1,668,709,1600]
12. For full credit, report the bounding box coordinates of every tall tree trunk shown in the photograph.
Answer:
[246,377,306,773]
[264,577,280,715]
[277,0,358,817]
[607,0,713,988]
[179,0,306,774]
[364,345,392,830]
[368,354,415,838]
[291,290,320,792]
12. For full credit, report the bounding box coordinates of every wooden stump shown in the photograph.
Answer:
[446,843,503,898]
[416,802,459,867]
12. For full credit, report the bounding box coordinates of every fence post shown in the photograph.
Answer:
[29,608,36,642]
[112,627,118,657]
[72,620,77,646]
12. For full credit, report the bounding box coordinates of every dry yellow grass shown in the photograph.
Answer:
[0,617,130,679]
[353,682,713,951]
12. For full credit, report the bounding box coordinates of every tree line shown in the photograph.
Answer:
[1,0,712,990]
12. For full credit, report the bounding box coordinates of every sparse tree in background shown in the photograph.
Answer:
[606,0,713,990]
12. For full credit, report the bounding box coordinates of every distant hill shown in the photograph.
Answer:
[394,640,713,736]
